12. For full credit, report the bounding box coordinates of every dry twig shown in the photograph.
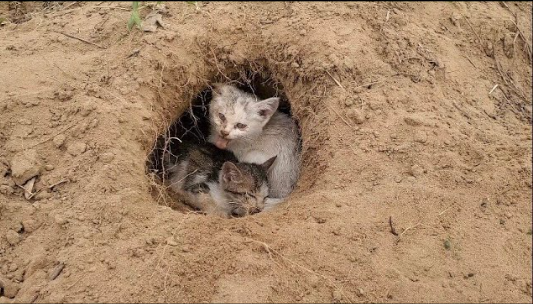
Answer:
[55,31,106,49]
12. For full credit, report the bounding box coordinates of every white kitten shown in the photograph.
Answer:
[207,84,300,199]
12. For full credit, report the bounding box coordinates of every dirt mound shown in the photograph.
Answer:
[0,2,531,303]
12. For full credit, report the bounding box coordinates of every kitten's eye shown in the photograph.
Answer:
[218,113,226,122]
[235,123,247,130]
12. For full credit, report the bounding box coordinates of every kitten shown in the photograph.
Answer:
[164,140,276,217]
[207,84,300,200]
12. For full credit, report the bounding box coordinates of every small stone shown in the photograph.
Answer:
[5,230,21,246]
[44,164,54,171]
[404,115,423,126]
[8,263,18,272]
[89,119,99,129]
[450,12,462,26]
[332,289,343,302]
[394,176,402,183]
[414,130,428,143]
[344,99,354,107]
[291,62,300,68]
[0,185,14,195]
[67,142,87,156]
[2,280,20,298]
[309,276,320,288]
[22,219,38,233]
[484,41,494,57]
[166,237,178,246]
[33,191,53,201]
[54,215,68,225]
[53,134,66,148]
[409,164,424,178]
[99,152,114,163]
[10,149,42,186]
[299,29,306,36]
[315,217,327,224]
[347,109,365,124]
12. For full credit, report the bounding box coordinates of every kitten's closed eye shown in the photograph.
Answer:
[218,113,226,122]
[235,123,247,130]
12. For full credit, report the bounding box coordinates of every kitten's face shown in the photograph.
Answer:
[220,156,277,217]
[209,84,279,149]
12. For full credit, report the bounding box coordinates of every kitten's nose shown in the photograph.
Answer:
[220,130,229,137]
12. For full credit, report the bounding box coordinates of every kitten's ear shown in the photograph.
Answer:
[222,162,243,184]
[255,97,279,119]
[261,155,277,172]
[211,83,225,96]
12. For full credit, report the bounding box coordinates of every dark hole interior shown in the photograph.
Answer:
[147,71,296,181]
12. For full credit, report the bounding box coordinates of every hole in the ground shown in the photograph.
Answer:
[147,69,305,216]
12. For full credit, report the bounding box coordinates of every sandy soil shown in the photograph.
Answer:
[0,1,532,303]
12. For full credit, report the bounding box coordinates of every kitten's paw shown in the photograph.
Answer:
[263,197,284,211]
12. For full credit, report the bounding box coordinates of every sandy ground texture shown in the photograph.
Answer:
[0,1,532,303]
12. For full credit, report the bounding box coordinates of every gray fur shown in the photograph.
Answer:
[164,141,274,217]
[208,84,300,199]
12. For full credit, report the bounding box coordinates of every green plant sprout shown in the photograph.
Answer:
[127,1,142,30]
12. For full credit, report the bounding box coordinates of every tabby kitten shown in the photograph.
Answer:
[164,140,276,217]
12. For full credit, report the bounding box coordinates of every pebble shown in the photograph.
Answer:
[67,142,87,156]
[34,191,53,201]
[5,230,21,246]
[409,164,424,177]
[53,134,66,148]
[8,263,18,272]
[414,130,428,143]
[347,109,365,124]
[332,289,343,302]
[344,99,354,107]
[404,115,423,126]
[22,219,38,233]
[394,176,402,183]
[0,185,14,195]
[89,118,99,129]
[99,152,115,163]
[166,237,178,246]
[0,279,20,298]
[10,149,42,186]
[44,164,54,171]
[54,215,68,225]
